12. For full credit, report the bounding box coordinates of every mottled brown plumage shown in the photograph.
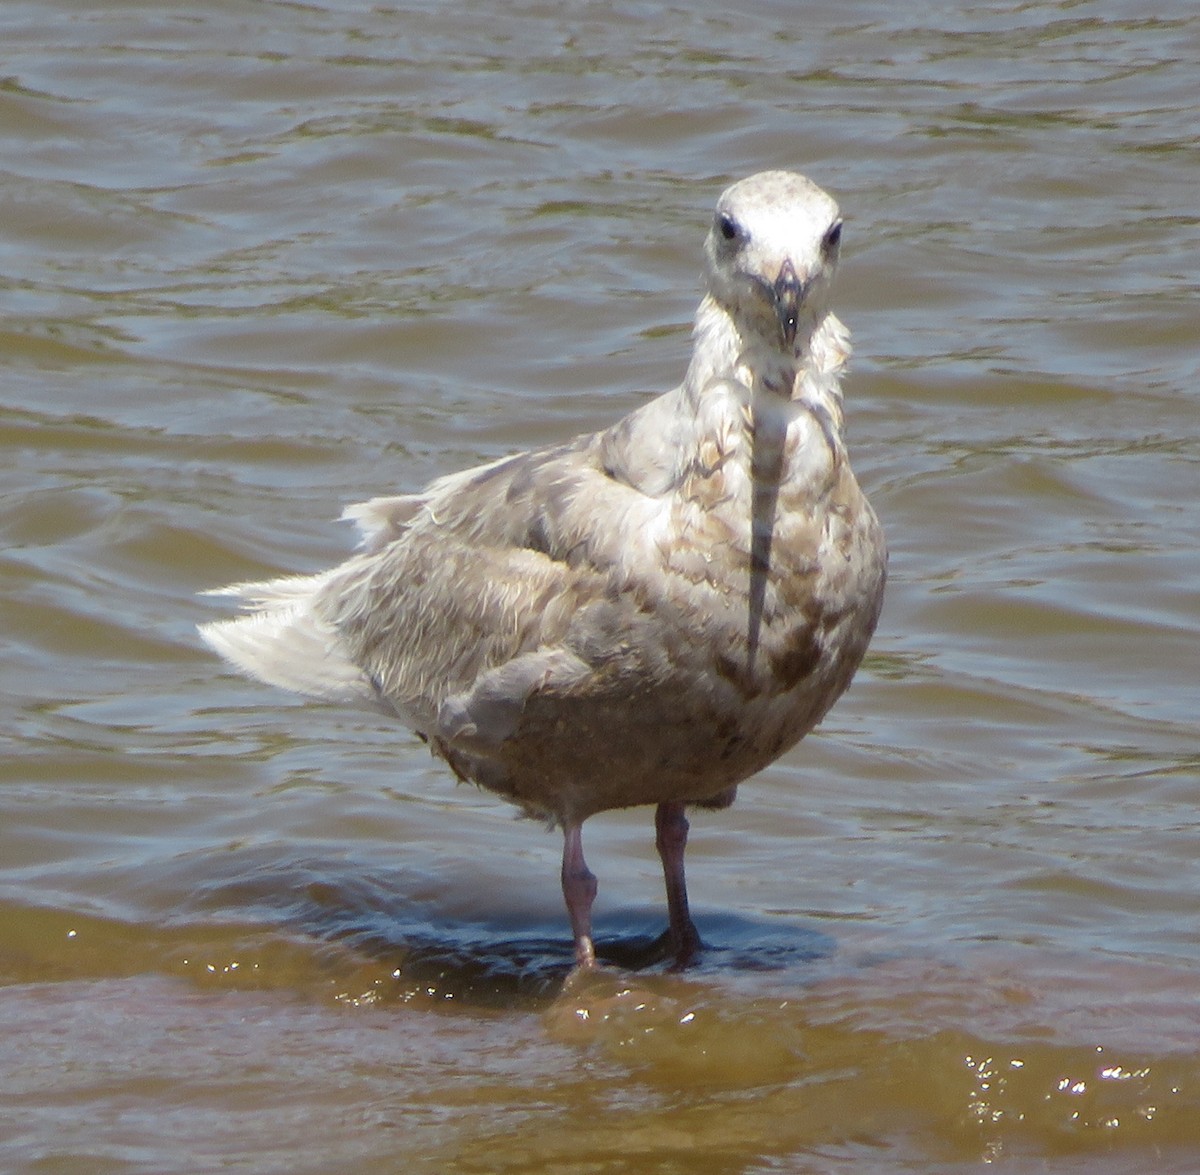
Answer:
[200,172,886,967]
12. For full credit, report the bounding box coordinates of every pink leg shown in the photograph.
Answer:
[655,801,702,964]
[561,821,598,968]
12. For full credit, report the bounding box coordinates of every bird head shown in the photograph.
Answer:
[702,171,843,357]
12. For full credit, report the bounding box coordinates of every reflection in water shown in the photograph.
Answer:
[185,851,837,1005]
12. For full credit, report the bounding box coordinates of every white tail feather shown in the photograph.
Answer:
[198,573,377,705]
[340,495,422,549]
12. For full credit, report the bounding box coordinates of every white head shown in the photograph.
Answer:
[702,171,843,358]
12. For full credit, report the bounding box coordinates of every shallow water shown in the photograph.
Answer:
[2,1,1198,1171]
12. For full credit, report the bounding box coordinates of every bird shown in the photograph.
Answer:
[199,170,887,970]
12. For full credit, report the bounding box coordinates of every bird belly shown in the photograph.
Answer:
[438,493,885,827]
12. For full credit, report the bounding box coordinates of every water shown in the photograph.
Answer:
[2,1,1198,1171]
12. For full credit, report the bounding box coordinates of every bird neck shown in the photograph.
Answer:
[683,295,849,423]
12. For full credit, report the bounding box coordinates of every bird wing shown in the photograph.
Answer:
[311,414,678,733]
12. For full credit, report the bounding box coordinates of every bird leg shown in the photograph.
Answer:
[655,801,702,964]
[561,821,598,968]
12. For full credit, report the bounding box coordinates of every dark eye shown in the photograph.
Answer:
[823,220,843,255]
[717,213,741,242]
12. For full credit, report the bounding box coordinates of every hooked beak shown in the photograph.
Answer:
[772,259,805,349]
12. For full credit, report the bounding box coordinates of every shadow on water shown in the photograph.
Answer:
[185,850,836,1008]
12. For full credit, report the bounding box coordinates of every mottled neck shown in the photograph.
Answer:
[684,296,851,439]
[684,296,836,401]
[681,294,851,671]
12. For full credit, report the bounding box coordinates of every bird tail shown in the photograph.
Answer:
[198,572,377,705]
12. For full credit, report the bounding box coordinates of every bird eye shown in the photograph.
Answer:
[823,220,843,255]
[717,213,741,242]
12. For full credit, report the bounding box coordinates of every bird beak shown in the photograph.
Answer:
[772,259,805,349]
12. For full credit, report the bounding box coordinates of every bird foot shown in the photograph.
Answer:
[650,921,703,970]
[573,933,597,970]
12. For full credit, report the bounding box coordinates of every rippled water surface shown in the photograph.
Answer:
[2,2,1198,1171]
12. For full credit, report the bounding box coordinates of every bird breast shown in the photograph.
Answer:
[442,380,885,824]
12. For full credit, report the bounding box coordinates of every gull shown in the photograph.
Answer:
[199,171,887,969]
